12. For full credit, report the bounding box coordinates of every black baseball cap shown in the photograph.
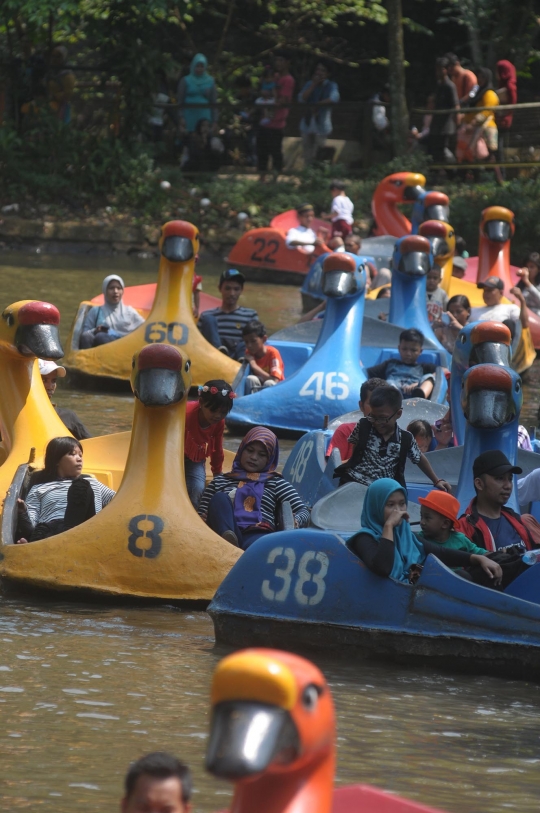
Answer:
[477,276,504,291]
[473,450,522,478]
[219,268,245,286]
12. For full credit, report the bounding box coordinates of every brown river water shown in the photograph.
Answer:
[0,251,539,812]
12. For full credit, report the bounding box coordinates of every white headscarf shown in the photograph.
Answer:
[94,274,144,335]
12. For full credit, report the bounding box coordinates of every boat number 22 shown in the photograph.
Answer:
[250,237,279,264]
[261,548,329,606]
[299,372,349,401]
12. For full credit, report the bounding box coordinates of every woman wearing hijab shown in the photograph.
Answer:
[347,478,500,583]
[197,426,309,550]
[177,54,217,135]
[79,275,145,349]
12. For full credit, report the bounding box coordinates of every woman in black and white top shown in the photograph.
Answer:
[17,437,115,543]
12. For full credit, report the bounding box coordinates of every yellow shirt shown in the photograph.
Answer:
[464,89,499,129]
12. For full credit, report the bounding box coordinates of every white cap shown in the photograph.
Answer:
[39,359,66,377]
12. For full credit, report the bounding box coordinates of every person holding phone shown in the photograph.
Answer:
[432,294,471,354]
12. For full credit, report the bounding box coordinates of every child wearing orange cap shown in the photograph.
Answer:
[417,490,486,554]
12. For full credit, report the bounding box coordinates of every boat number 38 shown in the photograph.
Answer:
[145,321,188,345]
[299,372,349,401]
[261,547,329,606]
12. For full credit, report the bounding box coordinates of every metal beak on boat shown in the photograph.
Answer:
[484,219,511,243]
[206,701,300,780]
[465,388,514,428]
[15,324,64,360]
[430,237,449,258]
[133,367,186,406]
[403,184,424,201]
[469,341,511,368]
[322,269,359,298]
[398,251,431,277]
[161,235,194,262]
[424,204,449,222]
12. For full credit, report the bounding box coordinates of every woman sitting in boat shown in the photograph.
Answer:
[197,426,309,550]
[16,437,115,543]
[347,478,501,586]
[79,274,145,349]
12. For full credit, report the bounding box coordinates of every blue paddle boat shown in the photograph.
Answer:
[208,526,540,680]
[410,190,450,234]
[450,320,512,446]
[227,254,368,435]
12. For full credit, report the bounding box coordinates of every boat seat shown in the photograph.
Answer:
[277,501,295,531]
[2,463,32,545]
[327,399,447,434]
[311,482,421,537]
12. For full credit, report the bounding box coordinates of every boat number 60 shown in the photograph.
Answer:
[145,321,188,345]
[261,547,329,606]
[299,372,349,401]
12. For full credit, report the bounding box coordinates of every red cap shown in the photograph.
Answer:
[18,302,60,326]
[323,253,357,273]
[418,491,460,524]
[137,344,184,371]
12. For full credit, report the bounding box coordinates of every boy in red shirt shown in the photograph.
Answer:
[242,320,285,395]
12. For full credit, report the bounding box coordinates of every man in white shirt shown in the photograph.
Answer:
[285,203,326,254]
[470,276,520,324]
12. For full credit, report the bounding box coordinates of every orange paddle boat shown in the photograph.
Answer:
[207,648,447,813]
[227,210,330,284]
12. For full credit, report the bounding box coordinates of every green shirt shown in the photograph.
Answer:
[418,529,486,556]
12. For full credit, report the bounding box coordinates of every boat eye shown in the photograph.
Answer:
[302,684,320,710]
[2,311,13,326]
[515,381,521,393]
[460,334,466,344]
[185,360,191,372]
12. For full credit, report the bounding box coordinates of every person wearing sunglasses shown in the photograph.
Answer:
[184,380,236,508]
[333,385,451,492]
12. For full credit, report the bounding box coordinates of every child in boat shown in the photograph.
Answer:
[366,328,437,399]
[333,385,451,491]
[184,380,236,508]
[39,359,92,441]
[406,419,434,453]
[242,320,285,395]
[16,437,115,543]
[425,264,449,324]
[347,478,501,585]
[322,180,354,239]
[326,377,386,461]
[198,426,309,550]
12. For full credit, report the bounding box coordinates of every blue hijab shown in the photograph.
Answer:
[359,478,425,582]
[183,54,215,131]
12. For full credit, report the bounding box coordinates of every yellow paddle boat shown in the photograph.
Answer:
[64,220,240,387]
[0,344,242,600]
[0,300,233,504]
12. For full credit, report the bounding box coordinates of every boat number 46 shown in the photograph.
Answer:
[261,547,329,606]
[299,372,349,401]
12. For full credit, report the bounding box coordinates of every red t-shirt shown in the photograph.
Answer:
[326,421,356,461]
[266,74,295,130]
[254,345,285,380]
[184,401,225,475]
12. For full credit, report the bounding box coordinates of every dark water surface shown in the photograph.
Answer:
[0,252,539,812]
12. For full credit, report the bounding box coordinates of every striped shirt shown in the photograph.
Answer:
[25,477,115,528]
[206,306,258,352]
[198,474,310,530]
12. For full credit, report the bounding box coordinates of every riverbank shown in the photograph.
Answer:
[1,157,539,259]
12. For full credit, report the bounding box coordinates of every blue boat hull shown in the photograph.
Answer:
[209,530,540,679]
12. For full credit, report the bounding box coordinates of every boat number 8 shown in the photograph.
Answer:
[128,514,164,558]
[261,547,329,606]
[299,372,349,401]
[145,321,188,345]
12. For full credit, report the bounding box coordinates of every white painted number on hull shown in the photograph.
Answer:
[299,372,349,401]
[262,548,329,606]
[288,440,313,483]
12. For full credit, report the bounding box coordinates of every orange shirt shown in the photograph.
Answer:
[452,68,477,101]
[255,345,285,380]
